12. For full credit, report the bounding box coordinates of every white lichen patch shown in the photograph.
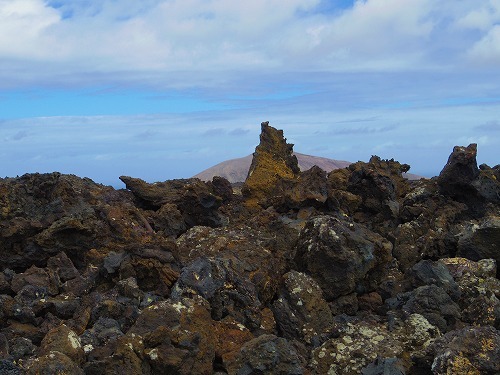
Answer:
[83,344,94,353]
[67,330,81,349]
[292,287,302,294]
[148,348,158,361]
[171,301,188,313]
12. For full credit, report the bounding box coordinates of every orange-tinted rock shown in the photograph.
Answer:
[242,122,300,207]
[39,324,84,365]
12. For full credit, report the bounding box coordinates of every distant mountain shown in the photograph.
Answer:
[194,153,351,183]
[194,152,423,182]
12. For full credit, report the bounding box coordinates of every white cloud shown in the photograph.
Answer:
[0,0,499,88]
[455,0,500,31]
[467,25,500,66]
[0,0,60,58]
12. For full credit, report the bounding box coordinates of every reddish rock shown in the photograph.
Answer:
[39,324,84,365]
[25,350,84,375]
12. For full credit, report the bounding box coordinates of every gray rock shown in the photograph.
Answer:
[226,334,304,375]
[295,215,392,300]
[402,285,461,333]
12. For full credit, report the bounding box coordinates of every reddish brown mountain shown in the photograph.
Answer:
[194,152,352,183]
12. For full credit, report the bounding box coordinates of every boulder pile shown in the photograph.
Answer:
[0,122,499,374]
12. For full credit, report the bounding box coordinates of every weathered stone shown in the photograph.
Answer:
[128,296,216,375]
[347,156,410,225]
[25,350,84,375]
[457,216,500,273]
[214,317,255,368]
[272,270,333,345]
[171,257,261,330]
[424,326,500,374]
[242,122,300,207]
[46,252,80,282]
[439,258,500,328]
[0,360,21,375]
[119,256,179,297]
[175,224,294,305]
[406,260,460,300]
[11,266,59,296]
[150,203,187,237]
[226,334,304,375]
[295,215,393,300]
[310,320,404,375]
[402,285,461,333]
[437,143,480,201]
[119,176,224,228]
[39,324,84,365]
[272,165,329,210]
[361,357,407,375]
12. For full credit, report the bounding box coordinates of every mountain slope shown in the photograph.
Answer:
[194,152,352,183]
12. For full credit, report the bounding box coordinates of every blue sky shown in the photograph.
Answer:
[1,0,499,186]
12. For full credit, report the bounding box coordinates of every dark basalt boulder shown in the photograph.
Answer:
[171,256,262,330]
[457,216,500,274]
[402,285,461,333]
[271,165,329,211]
[225,334,305,375]
[416,325,500,374]
[437,144,480,198]
[347,156,410,224]
[119,175,225,228]
[271,270,334,346]
[294,215,393,300]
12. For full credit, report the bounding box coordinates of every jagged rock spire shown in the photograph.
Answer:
[242,121,300,206]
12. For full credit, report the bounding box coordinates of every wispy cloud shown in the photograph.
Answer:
[1,0,499,89]
[475,120,500,132]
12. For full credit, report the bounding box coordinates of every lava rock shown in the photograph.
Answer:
[310,320,404,375]
[424,325,500,374]
[402,285,461,333]
[295,215,393,300]
[119,176,224,228]
[437,143,480,201]
[272,270,333,345]
[457,216,500,273]
[38,324,84,365]
[171,257,262,330]
[242,121,300,207]
[226,334,304,375]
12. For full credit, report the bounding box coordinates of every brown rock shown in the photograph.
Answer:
[272,270,333,345]
[25,350,84,375]
[310,320,403,375]
[423,326,500,374]
[226,334,304,375]
[129,296,216,375]
[242,122,300,207]
[119,176,224,228]
[11,266,59,296]
[39,324,84,365]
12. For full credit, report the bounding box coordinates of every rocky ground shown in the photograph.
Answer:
[0,121,499,374]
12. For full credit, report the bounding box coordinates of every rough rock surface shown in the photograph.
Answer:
[0,122,498,374]
[242,121,300,207]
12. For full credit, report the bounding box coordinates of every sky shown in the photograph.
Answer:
[1,0,499,187]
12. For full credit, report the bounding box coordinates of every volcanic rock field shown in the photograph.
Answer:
[0,122,499,374]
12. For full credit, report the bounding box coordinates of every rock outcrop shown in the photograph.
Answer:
[0,122,498,374]
[242,121,300,206]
